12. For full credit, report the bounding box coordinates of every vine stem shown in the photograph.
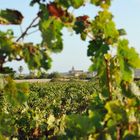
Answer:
[27,29,39,36]
[116,126,121,140]
[0,63,3,72]
[0,56,6,72]
[16,16,39,42]
[105,58,112,100]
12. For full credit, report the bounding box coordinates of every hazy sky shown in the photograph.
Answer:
[0,0,140,73]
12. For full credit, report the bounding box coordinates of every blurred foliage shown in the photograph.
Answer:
[0,0,140,139]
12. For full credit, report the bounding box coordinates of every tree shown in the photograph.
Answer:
[78,73,87,80]
[18,65,23,76]
[0,0,140,139]
[48,72,61,79]
[39,71,48,79]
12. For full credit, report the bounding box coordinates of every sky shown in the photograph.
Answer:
[0,0,140,73]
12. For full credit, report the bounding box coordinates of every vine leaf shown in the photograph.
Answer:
[47,2,65,18]
[118,29,126,36]
[74,15,90,35]
[118,39,140,82]
[39,18,63,53]
[105,100,128,125]
[0,9,23,25]
[55,0,84,9]
[71,0,85,9]
[90,0,111,9]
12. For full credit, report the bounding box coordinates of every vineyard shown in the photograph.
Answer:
[0,80,139,139]
[0,0,140,139]
[0,81,97,139]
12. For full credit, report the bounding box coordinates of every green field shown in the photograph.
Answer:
[0,81,98,139]
[0,80,140,139]
[29,81,97,116]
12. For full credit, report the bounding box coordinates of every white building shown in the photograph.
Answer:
[134,69,140,80]
[69,66,84,77]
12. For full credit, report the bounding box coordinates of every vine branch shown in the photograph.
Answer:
[27,29,39,36]
[105,58,112,100]
[16,16,39,42]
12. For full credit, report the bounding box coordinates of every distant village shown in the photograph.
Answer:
[60,66,96,79]
[15,66,140,80]
[0,66,139,83]
[15,66,96,80]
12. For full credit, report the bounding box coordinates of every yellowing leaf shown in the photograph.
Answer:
[0,9,23,25]
[47,114,55,126]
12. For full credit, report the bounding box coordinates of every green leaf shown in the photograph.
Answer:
[87,40,109,73]
[118,39,140,69]
[71,0,85,9]
[105,100,128,124]
[117,39,140,83]
[90,0,111,9]
[90,0,101,6]
[65,114,96,138]
[118,29,127,36]
[91,10,119,45]
[123,133,139,140]
[73,20,86,34]
[22,43,52,71]
[40,51,52,70]
[56,0,72,8]
[30,0,41,6]
[39,18,64,53]
[80,32,87,41]
[0,113,16,136]
[16,83,29,103]
[88,110,102,130]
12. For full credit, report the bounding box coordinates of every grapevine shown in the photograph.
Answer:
[0,0,140,139]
